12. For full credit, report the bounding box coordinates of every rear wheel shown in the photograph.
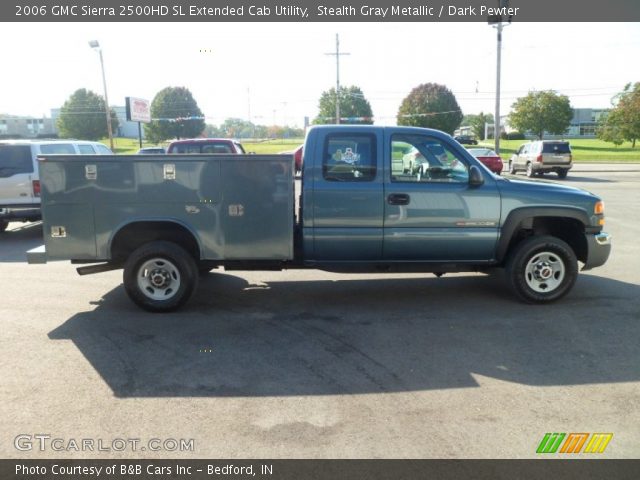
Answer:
[525,162,534,177]
[557,169,568,179]
[123,241,199,312]
[506,235,578,303]
[0,220,8,233]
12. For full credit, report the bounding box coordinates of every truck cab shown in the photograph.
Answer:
[301,126,500,265]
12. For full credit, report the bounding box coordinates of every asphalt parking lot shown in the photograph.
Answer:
[1,166,639,459]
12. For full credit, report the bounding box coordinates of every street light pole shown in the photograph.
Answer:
[494,21,503,155]
[89,40,114,151]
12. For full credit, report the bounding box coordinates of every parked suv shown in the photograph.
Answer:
[509,140,572,178]
[0,139,112,232]
[167,138,245,154]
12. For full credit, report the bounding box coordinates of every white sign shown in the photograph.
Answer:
[126,97,151,123]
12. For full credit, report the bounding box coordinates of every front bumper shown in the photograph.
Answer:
[582,232,612,270]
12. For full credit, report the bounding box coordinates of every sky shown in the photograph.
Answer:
[1,22,639,127]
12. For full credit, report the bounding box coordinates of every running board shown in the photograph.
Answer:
[76,263,121,276]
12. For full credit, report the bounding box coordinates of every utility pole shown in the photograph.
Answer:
[325,34,350,124]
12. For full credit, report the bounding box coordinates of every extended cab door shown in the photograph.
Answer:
[383,131,501,262]
[308,129,384,261]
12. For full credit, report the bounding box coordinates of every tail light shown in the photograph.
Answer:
[569,154,573,162]
[32,180,41,197]
[536,154,543,163]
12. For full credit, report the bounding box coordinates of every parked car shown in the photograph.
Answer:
[0,139,112,232]
[167,138,245,154]
[454,135,478,145]
[137,147,166,154]
[401,143,449,174]
[509,140,572,178]
[467,147,504,175]
[278,144,303,173]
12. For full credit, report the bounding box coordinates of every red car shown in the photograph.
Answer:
[167,138,245,154]
[279,144,303,174]
[467,148,504,175]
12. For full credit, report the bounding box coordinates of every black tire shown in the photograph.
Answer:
[525,162,534,177]
[0,220,8,233]
[123,241,199,312]
[557,169,568,179]
[509,160,517,175]
[506,235,578,304]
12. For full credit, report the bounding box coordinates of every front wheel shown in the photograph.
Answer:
[509,161,517,175]
[0,220,8,233]
[123,241,199,312]
[506,235,578,303]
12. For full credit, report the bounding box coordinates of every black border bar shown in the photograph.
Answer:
[3,459,640,480]
[5,0,640,22]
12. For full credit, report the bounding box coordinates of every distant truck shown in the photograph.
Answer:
[28,125,611,312]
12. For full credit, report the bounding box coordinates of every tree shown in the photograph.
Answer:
[219,118,255,138]
[462,112,494,140]
[597,110,625,146]
[509,90,573,139]
[57,88,119,140]
[598,82,640,147]
[396,83,463,134]
[313,86,374,124]
[144,87,205,143]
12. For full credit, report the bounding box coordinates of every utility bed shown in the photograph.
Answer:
[35,154,294,263]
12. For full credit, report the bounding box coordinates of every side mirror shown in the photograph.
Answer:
[469,165,485,186]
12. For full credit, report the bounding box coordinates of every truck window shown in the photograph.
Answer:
[323,133,376,182]
[390,135,468,183]
[40,144,76,154]
[201,143,232,154]
[77,144,96,154]
[0,145,33,176]
[171,144,202,154]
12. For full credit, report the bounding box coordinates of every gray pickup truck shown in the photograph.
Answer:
[28,125,611,312]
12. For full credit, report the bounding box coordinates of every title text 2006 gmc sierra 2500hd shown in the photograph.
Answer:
[28,125,611,312]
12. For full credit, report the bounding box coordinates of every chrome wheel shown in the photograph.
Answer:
[524,251,565,293]
[136,257,181,301]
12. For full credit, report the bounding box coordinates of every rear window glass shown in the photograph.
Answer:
[323,133,377,182]
[201,143,232,154]
[0,145,33,177]
[40,143,76,154]
[171,144,203,154]
[542,143,571,154]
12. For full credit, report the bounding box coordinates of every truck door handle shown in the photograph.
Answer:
[387,193,410,205]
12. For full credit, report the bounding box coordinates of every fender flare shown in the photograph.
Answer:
[497,207,589,262]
